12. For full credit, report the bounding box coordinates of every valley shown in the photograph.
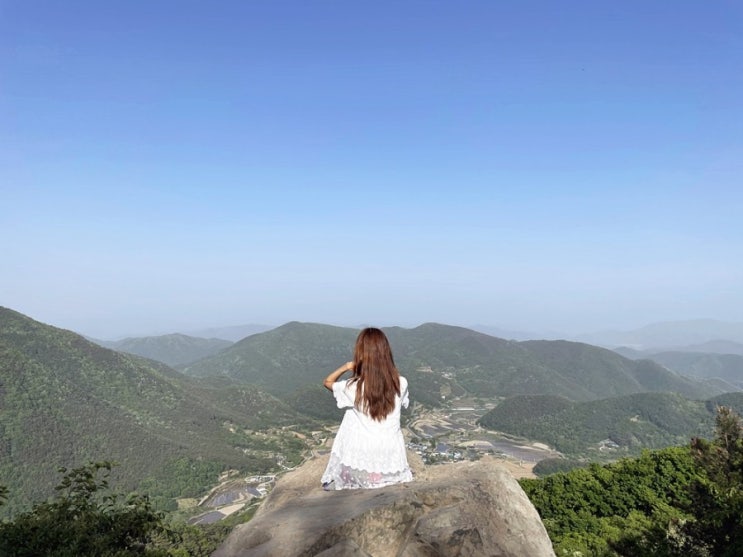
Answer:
[406,396,560,472]
[186,395,561,524]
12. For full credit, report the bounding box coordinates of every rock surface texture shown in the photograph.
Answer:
[213,453,556,557]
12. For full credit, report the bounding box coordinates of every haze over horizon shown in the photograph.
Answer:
[3,2,742,340]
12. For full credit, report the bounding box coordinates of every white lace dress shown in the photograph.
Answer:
[321,376,413,490]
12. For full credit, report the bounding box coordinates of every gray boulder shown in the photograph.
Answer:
[213,454,555,557]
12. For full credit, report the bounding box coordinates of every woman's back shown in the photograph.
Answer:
[333,375,408,431]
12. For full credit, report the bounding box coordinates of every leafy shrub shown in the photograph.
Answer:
[0,462,166,557]
[533,458,585,477]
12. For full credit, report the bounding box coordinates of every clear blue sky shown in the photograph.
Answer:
[2,1,742,339]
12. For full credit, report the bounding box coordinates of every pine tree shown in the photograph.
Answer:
[682,406,743,556]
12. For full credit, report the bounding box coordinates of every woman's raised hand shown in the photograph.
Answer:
[323,361,355,390]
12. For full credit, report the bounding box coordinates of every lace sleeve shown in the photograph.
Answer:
[400,377,409,409]
[332,380,355,409]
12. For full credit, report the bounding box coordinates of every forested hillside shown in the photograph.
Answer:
[179,321,358,393]
[0,308,309,516]
[520,406,743,556]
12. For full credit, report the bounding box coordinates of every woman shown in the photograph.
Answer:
[321,327,413,490]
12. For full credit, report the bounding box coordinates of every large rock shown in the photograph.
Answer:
[213,453,555,557]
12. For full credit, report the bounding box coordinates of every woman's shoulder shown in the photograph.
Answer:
[333,378,355,392]
[399,375,408,388]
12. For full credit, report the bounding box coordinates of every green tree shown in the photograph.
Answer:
[0,462,166,557]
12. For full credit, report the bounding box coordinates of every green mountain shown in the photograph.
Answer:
[179,321,358,394]
[97,333,233,367]
[519,340,718,399]
[478,391,743,456]
[181,322,721,404]
[0,307,307,516]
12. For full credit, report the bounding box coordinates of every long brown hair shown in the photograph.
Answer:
[350,327,401,421]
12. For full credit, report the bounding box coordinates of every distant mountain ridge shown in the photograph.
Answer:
[468,324,565,341]
[673,339,743,355]
[614,348,743,391]
[97,333,233,367]
[184,324,273,342]
[180,321,722,404]
[575,319,743,350]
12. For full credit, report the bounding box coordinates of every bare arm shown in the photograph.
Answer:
[323,361,354,391]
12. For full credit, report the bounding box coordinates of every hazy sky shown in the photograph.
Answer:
[2,1,742,339]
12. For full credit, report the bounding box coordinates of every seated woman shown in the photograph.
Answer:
[320,327,413,490]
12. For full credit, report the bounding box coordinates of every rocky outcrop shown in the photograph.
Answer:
[213,453,555,557]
